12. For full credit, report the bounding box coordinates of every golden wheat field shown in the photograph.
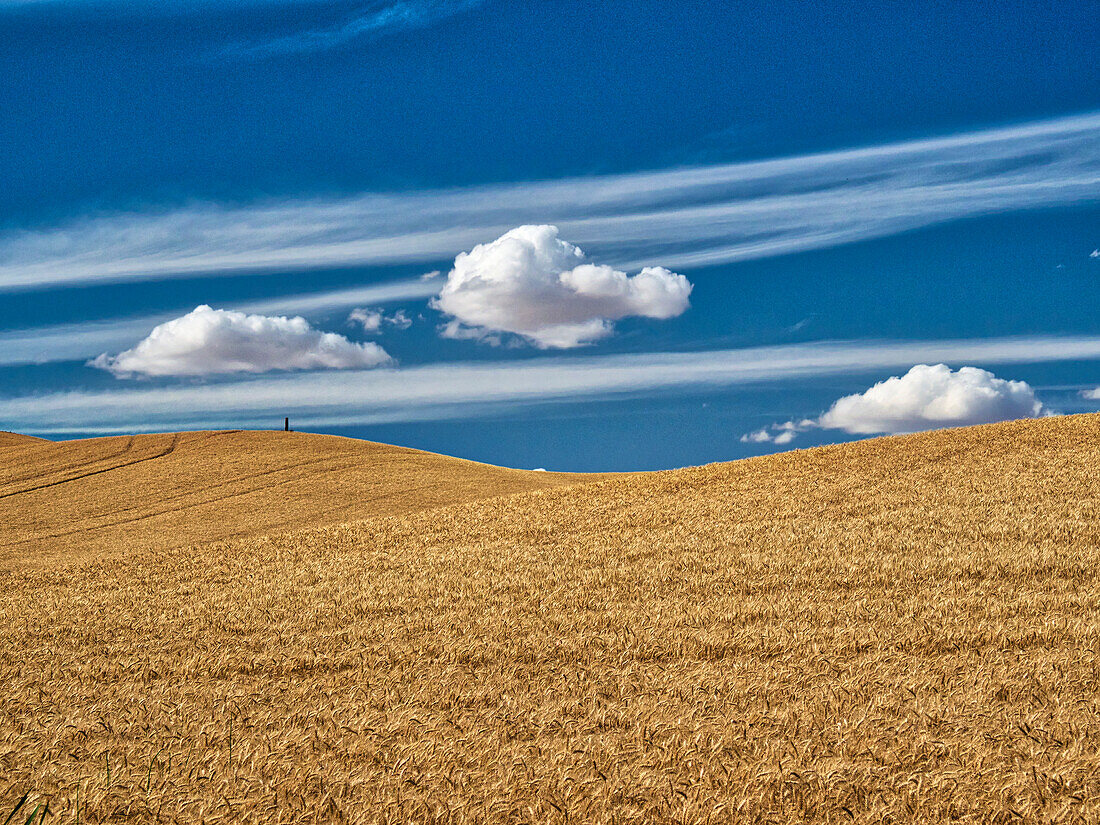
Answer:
[0,429,593,568]
[3,414,1100,823]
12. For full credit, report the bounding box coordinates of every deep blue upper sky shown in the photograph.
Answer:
[3,0,1097,217]
[1,0,1098,470]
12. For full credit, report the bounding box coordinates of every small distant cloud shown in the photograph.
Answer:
[348,307,384,334]
[740,420,811,445]
[1090,249,1100,259]
[91,305,390,377]
[433,225,692,348]
[420,270,442,281]
[348,307,413,334]
[787,315,815,334]
[742,364,1045,445]
[1081,387,1100,400]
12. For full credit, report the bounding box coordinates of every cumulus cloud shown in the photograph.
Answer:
[348,307,412,334]
[432,225,692,348]
[818,364,1044,434]
[91,305,391,377]
[743,364,1044,445]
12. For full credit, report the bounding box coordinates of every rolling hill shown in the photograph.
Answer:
[0,431,48,448]
[0,429,600,567]
[2,414,1100,822]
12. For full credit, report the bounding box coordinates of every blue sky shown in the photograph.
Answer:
[1,0,1098,470]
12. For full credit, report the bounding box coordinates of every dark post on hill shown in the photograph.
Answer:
[284,418,289,432]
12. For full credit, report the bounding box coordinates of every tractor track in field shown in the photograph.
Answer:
[0,434,183,501]
[0,435,139,492]
[0,454,379,550]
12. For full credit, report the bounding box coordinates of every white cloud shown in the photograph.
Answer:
[432,225,692,348]
[0,278,434,368]
[745,364,1045,444]
[348,307,412,334]
[2,112,1097,293]
[91,305,391,377]
[1090,249,1100,259]
[818,364,1044,434]
[348,308,384,333]
[740,419,811,445]
[5,335,1094,435]
[740,428,773,444]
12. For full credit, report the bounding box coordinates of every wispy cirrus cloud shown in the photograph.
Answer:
[1,0,487,57]
[226,0,488,58]
[4,334,1100,434]
[0,0,401,9]
[0,0,347,9]
[1,111,1097,293]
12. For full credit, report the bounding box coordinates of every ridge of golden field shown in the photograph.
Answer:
[0,431,49,448]
[0,429,607,568]
[3,414,1100,822]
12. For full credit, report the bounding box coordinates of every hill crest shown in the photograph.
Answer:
[0,428,604,567]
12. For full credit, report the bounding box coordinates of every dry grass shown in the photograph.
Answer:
[3,414,1100,822]
[0,429,594,568]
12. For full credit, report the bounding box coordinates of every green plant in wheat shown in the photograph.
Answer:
[3,794,49,825]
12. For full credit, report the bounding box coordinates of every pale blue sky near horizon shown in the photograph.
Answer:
[1,0,1098,470]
